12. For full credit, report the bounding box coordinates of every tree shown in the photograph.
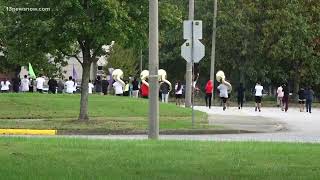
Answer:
[1,0,149,121]
[105,44,139,78]
[1,0,184,121]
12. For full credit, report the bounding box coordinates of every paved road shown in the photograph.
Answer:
[2,106,319,143]
[195,106,320,134]
[66,106,320,143]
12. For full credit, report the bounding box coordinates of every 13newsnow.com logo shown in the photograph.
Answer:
[6,6,51,12]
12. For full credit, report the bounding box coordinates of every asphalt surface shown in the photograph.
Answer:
[2,106,319,143]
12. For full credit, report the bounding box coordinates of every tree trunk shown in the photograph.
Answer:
[79,59,91,121]
[293,72,300,100]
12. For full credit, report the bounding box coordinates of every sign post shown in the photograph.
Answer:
[181,20,205,127]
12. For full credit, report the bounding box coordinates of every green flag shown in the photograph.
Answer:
[28,63,36,79]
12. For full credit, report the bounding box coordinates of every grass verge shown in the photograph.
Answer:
[0,93,210,132]
[0,137,320,180]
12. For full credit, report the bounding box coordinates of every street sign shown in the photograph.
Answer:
[181,20,205,63]
[181,40,205,63]
[183,20,203,39]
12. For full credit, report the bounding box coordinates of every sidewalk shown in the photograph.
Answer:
[195,106,319,134]
[208,114,285,133]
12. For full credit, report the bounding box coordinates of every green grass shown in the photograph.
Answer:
[0,93,209,132]
[0,137,320,180]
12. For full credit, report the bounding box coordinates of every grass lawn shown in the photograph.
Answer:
[0,93,209,132]
[1,137,320,180]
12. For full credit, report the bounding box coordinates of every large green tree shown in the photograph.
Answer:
[1,0,148,120]
[195,0,320,96]
[1,0,184,120]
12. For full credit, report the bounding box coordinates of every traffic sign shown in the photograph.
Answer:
[181,20,205,63]
[183,20,203,40]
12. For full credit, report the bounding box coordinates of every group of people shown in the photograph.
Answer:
[111,77,184,106]
[203,79,316,113]
[277,85,315,113]
[204,79,232,111]
[1,74,316,113]
[0,75,79,94]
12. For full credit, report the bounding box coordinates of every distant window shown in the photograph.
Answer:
[98,66,103,70]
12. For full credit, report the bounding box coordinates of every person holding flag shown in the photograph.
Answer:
[28,63,36,79]
[28,63,36,92]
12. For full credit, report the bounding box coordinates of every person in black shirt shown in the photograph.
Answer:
[29,79,34,93]
[237,83,245,109]
[160,81,170,103]
[48,77,58,94]
[95,76,102,95]
[282,84,289,112]
[297,88,305,112]
[131,77,140,98]
[12,76,21,93]
[304,87,314,113]
[101,76,109,95]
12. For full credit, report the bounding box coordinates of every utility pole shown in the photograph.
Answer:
[185,0,194,108]
[210,0,217,102]
[148,0,159,139]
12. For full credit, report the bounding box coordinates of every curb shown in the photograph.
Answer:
[0,129,57,135]
[57,129,258,135]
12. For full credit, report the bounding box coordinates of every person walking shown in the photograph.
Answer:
[237,83,245,109]
[95,76,102,95]
[64,76,74,94]
[217,81,229,111]
[204,80,213,109]
[0,78,10,93]
[277,85,284,108]
[175,81,183,106]
[123,80,130,96]
[29,78,34,93]
[282,83,289,112]
[21,75,30,92]
[140,79,149,99]
[35,74,46,93]
[12,76,20,93]
[298,87,306,112]
[305,87,314,114]
[48,77,58,94]
[113,80,124,96]
[131,77,139,98]
[72,79,77,93]
[160,81,170,103]
[57,79,64,94]
[88,80,94,94]
[102,76,109,95]
[254,82,263,112]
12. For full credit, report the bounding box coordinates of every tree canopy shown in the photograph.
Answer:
[1,0,320,102]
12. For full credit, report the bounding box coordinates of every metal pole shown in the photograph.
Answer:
[191,22,195,128]
[210,0,217,103]
[148,0,159,139]
[185,0,194,108]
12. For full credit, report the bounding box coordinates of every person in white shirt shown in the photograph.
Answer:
[175,81,183,106]
[113,80,124,96]
[217,82,230,111]
[35,74,46,93]
[1,78,11,92]
[276,85,284,108]
[21,75,30,92]
[88,80,94,94]
[64,76,75,94]
[254,82,264,112]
